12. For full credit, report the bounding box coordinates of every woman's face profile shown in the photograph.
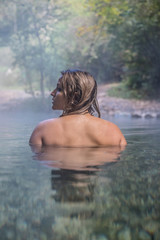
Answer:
[51,78,65,110]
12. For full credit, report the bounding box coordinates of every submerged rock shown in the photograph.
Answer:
[117,227,131,240]
[144,221,160,235]
[16,218,27,231]
[138,230,151,240]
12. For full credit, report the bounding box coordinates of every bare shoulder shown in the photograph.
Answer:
[89,116,127,146]
[89,116,119,130]
[31,118,56,131]
[98,118,122,134]
[103,119,127,146]
[104,120,127,146]
[42,117,64,127]
[29,118,59,146]
[37,118,63,135]
[103,119,122,132]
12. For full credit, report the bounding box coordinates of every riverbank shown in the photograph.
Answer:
[0,84,160,118]
[98,84,160,118]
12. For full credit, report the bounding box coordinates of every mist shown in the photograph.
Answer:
[0,0,160,112]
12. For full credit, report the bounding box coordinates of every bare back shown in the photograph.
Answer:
[29,114,127,147]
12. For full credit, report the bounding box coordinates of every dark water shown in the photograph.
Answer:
[0,111,160,240]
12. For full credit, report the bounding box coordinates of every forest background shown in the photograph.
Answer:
[0,0,160,101]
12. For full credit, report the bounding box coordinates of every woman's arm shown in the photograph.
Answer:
[29,124,43,146]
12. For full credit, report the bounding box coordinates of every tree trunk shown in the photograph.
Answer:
[31,10,45,100]
[40,69,45,99]
[26,70,35,97]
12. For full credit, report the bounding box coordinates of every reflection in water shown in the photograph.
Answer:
[31,146,124,203]
[51,169,95,202]
[31,146,123,170]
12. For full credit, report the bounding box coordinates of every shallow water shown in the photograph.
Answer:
[0,111,160,240]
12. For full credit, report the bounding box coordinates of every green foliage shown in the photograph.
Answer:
[0,0,103,96]
[107,82,151,100]
[87,0,160,96]
[0,0,160,98]
[0,47,22,87]
[8,0,69,98]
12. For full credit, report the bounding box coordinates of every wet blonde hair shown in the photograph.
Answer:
[60,69,101,117]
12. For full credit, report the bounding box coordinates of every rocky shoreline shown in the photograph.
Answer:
[98,84,160,118]
[0,85,160,118]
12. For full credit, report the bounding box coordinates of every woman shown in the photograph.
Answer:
[29,69,127,147]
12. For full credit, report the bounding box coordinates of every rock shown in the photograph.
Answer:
[138,230,151,240]
[131,112,142,118]
[144,114,154,118]
[144,221,160,234]
[40,233,47,240]
[95,235,108,240]
[118,227,131,240]
[6,230,14,239]
[155,230,160,240]
[16,218,27,231]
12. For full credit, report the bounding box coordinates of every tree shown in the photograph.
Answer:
[86,0,160,96]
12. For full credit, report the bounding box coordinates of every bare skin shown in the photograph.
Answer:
[29,113,127,147]
[29,78,127,147]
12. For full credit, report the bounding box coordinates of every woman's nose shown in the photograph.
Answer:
[51,89,56,96]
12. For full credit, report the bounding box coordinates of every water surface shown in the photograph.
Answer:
[0,111,160,240]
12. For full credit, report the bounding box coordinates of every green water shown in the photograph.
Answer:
[0,111,160,240]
